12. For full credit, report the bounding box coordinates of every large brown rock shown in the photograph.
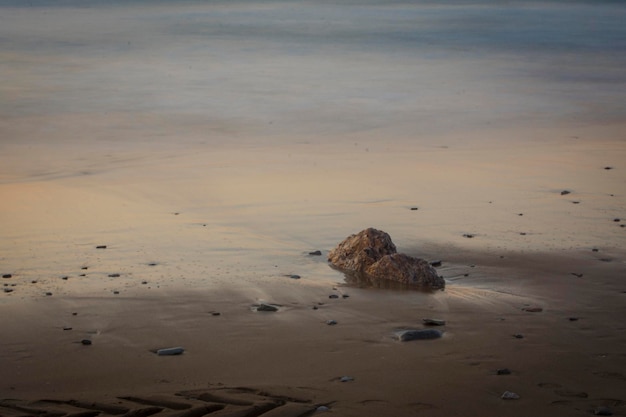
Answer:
[328,228,444,289]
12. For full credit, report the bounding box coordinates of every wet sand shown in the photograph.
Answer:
[1,121,625,416]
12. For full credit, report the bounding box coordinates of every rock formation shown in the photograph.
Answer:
[328,228,445,289]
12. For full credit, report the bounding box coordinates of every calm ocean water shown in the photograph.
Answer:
[1,0,625,141]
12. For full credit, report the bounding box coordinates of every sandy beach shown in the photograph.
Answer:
[1,1,626,416]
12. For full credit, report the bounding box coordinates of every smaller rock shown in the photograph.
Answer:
[96,245,107,249]
[308,250,322,256]
[316,405,330,412]
[396,329,443,341]
[604,166,613,170]
[430,260,442,267]
[560,190,571,195]
[63,326,72,331]
[339,376,354,383]
[496,368,512,375]
[45,292,53,296]
[81,339,92,346]
[326,320,338,326]
[571,273,583,278]
[342,294,349,299]
[108,273,120,278]
[513,334,524,339]
[156,347,184,356]
[592,248,599,252]
[312,305,318,310]
[613,218,621,222]
[141,281,148,285]
[422,318,446,326]
[288,274,301,279]
[568,317,579,321]
[256,303,279,312]
[594,406,613,416]
[501,391,520,400]
[329,294,339,299]
[522,306,543,312]
[113,291,119,295]
[463,233,475,238]
[2,274,12,279]
[211,311,221,316]
[81,266,89,270]
[62,276,69,280]
[3,288,14,293]
[410,207,418,211]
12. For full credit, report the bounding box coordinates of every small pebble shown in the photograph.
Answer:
[571,273,583,278]
[326,320,338,326]
[501,391,520,400]
[497,368,512,375]
[141,281,148,285]
[256,303,278,312]
[329,294,339,299]
[2,274,12,279]
[316,405,330,412]
[430,260,442,267]
[594,406,613,416]
[3,288,13,293]
[81,266,89,270]
[45,292,53,296]
[289,274,301,279]
[342,294,349,299]
[108,274,120,278]
[312,305,318,310]
[604,166,613,170]
[113,291,119,295]
[522,307,543,313]
[308,250,322,256]
[396,329,443,341]
[568,317,579,321]
[339,376,354,383]
[410,207,418,211]
[63,326,72,331]
[613,218,621,222]
[81,339,92,346]
[513,334,524,339]
[211,312,221,316]
[422,318,446,326]
[96,245,107,249]
[560,190,571,195]
[62,276,69,280]
[592,248,599,252]
[463,233,475,238]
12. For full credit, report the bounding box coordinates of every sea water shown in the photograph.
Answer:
[1,0,625,144]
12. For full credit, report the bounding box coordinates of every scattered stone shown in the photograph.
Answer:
[81,339,92,346]
[256,303,279,312]
[96,245,107,249]
[156,347,184,356]
[422,318,446,326]
[312,305,318,310]
[62,276,69,280]
[31,280,38,284]
[569,317,579,321]
[113,291,119,295]
[519,232,527,236]
[518,213,523,216]
[79,274,86,277]
[430,260,442,267]
[339,376,354,383]
[308,250,322,256]
[342,294,349,299]
[613,218,621,222]
[210,312,221,316]
[572,201,580,204]
[594,406,613,416]
[328,228,444,289]
[395,329,443,341]
[571,273,583,278]
[3,288,13,293]
[72,312,78,316]
[63,326,72,331]
[463,233,475,238]
[592,248,599,252]
[316,405,330,412]
[148,262,158,266]
[513,334,524,339]
[326,320,338,326]
[410,207,418,211]
[497,368,512,375]
[288,274,301,279]
[329,294,339,299]
[560,190,571,195]
[522,307,543,312]
[141,281,148,285]
[81,266,89,270]
[604,166,613,170]
[108,274,120,278]
[45,292,53,296]
[501,391,520,400]
[2,274,12,279]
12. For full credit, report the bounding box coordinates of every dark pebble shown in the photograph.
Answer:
[3,288,13,293]
[312,305,318,310]
[594,406,613,416]
[410,207,418,211]
[31,280,38,284]
[522,307,543,313]
[45,292,52,296]
[396,329,443,341]
[62,276,69,280]
[613,218,621,222]
[497,368,512,375]
[81,339,92,346]
[63,326,72,331]
[81,266,88,270]
[108,274,120,278]
[96,245,107,249]
[520,232,527,235]
[572,201,580,204]
[342,294,349,299]
[430,260,442,267]
[592,248,599,252]
[569,317,579,321]
[2,274,12,279]
[308,250,322,256]
[423,318,446,326]
[329,294,339,299]
[518,213,523,216]
[289,274,301,279]
[463,233,475,238]
[571,273,583,278]
[79,274,86,277]
[513,334,524,339]
[256,303,278,312]
[141,281,148,285]
[113,291,119,295]
[72,312,78,316]
[604,166,613,170]
[211,312,221,316]
[148,262,158,266]
[560,190,571,195]
[326,320,338,325]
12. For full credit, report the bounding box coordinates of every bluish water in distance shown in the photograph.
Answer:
[1,0,625,140]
